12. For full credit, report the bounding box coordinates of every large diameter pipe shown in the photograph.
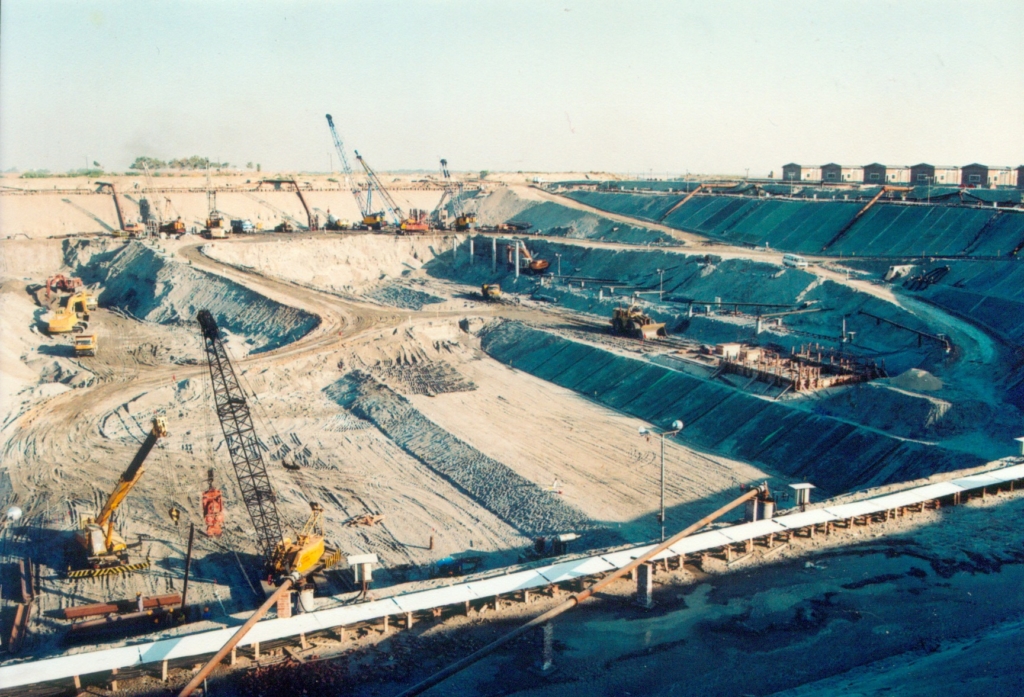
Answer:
[394,486,764,697]
[178,575,296,697]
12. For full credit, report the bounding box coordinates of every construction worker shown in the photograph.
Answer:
[170,507,180,526]
[136,592,145,613]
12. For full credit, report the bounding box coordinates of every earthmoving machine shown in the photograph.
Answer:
[47,290,95,334]
[196,309,340,580]
[506,241,550,274]
[96,181,146,237]
[432,159,476,231]
[182,311,343,696]
[204,168,228,238]
[355,150,429,233]
[69,417,168,577]
[481,283,502,300]
[326,113,387,230]
[73,333,97,357]
[254,179,320,231]
[611,304,667,339]
[45,274,83,300]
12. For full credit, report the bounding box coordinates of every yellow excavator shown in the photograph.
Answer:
[47,290,96,334]
[70,417,168,577]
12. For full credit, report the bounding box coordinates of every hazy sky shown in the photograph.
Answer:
[1,1,1021,175]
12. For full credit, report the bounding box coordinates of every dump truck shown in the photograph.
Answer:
[481,283,501,300]
[611,305,667,339]
[73,334,97,357]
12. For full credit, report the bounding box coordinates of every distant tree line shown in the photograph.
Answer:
[21,168,105,178]
[130,156,231,170]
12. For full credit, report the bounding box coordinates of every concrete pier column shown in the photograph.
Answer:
[469,239,474,265]
[515,242,520,279]
[492,238,496,272]
[636,562,654,609]
[532,623,557,675]
[110,668,118,692]
[405,612,413,629]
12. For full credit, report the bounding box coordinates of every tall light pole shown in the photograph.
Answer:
[555,252,562,277]
[638,419,684,541]
[656,268,665,301]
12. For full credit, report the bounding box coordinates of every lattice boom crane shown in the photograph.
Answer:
[197,310,285,563]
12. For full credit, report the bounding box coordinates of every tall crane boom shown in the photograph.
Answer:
[355,150,405,226]
[72,417,168,575]
[197,310,284,564]
[325,113,386,228]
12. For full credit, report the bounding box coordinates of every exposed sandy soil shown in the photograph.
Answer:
[0,180,1021,697]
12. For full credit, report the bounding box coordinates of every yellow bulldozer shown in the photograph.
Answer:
[481,283,502,300]
[611,305,668,340]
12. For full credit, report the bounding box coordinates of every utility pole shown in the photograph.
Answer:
[180,523,195,620]
[638,420,684,541]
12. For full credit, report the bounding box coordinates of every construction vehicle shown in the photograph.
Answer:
[96,181,146,238]
[355,150,428,232]
[325,114,387,230]
[481,283,502,300]
[230,219,255,234]
[45,274,83,300]
[196,310,340,581]
[254,179,319,231]
[70,417,168,576]
[203,168,228,238]
[159,217,186,235]
[432,159,476,231]
[611,305,667,339]
[47,290,94,334]
[181,311,345,696]
[73,333,97,357]
[506,241,550,274]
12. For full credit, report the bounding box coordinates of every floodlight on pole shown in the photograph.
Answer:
[637,420,685,541]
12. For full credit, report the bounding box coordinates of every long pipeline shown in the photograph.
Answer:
[178,574,298,697]
[394,484,765,697]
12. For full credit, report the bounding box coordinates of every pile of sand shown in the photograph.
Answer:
[887,368,943,392]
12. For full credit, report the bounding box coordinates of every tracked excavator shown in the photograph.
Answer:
[69,417,168,578]
[47,290,96,334]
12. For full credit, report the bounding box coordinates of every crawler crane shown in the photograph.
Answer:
[181,312,342,696]
[432,159,476,231]
[325,113,387,230]
[69,417,168,577]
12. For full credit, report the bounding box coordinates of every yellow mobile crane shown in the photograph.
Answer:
[70,417,168,577]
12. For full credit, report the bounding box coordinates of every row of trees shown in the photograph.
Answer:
[130,156,235,171]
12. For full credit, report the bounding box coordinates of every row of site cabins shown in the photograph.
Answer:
[781,163,1024,189]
